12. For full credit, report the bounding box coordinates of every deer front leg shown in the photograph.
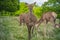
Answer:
[31,24,35,34]
[27,26,32,40]
[43,21,47,38]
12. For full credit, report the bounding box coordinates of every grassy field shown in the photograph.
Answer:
[0,16,60,40]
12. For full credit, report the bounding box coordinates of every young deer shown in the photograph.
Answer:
[35,12,57,37]
[19,2,37,40]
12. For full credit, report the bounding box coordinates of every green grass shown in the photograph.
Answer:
[0,16,60,40]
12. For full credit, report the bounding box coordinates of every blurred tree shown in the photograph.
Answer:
[33,6,43,18]
[42,0,60,23]
[15,2,28,16]
[0,0,19,12]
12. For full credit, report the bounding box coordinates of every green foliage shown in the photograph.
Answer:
[0,16,28,40]
[33,6,43,18]
[0,0,60,19]
[53,28,60,40]
[14,2,28,16]
[0,10,15,16]
[0,2,28,16]
[0,0,19,12]
[42,0,60,18]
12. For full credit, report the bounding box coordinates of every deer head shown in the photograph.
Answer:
[25,2,36,12]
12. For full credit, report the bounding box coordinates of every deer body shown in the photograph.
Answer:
[36,12,57,27]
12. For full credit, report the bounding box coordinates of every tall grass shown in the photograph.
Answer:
[0,16,60,40]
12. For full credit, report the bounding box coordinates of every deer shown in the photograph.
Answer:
[19,2,37,40]
[35,12,57,37]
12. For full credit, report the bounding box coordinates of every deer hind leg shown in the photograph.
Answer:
[53,19,56,27]
[31,26,34,35]
[50,18,56,27]
[27,26,32,40]
[43,20,47,37]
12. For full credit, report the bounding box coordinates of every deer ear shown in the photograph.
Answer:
[34,2,36,5]
[25,3,29,7]
[25,3,28,5]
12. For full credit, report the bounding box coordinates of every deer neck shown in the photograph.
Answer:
[29,9,33,14]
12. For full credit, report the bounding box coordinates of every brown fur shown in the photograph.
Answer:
[35,12,57,27]
[19,13,25,25]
